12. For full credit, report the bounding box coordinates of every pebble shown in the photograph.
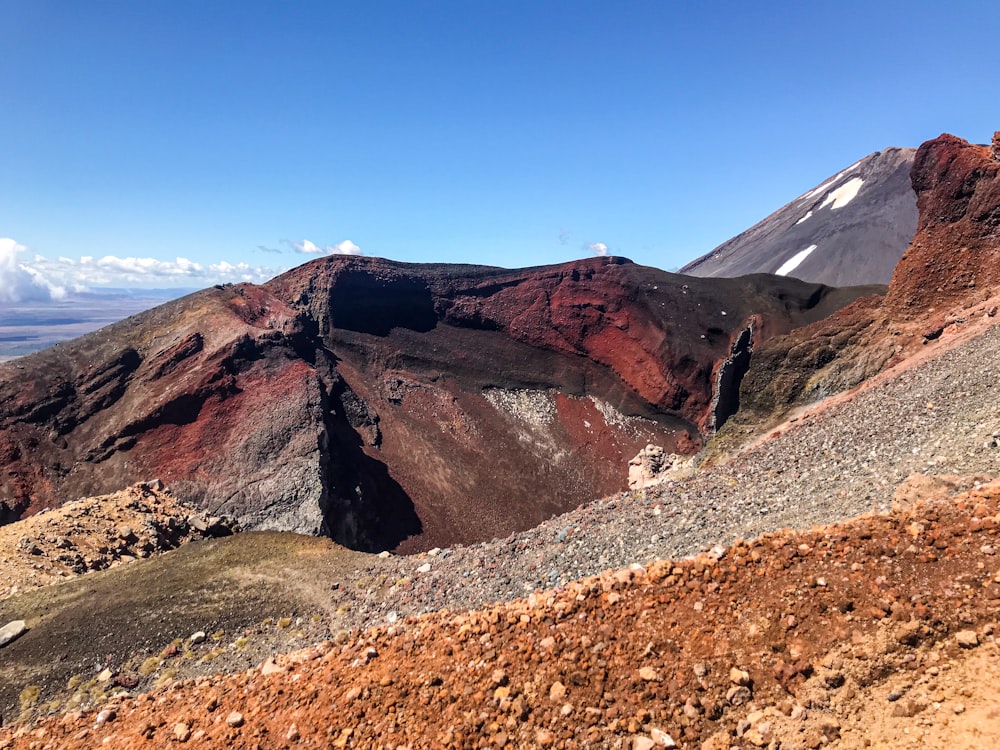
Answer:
[955,630,979,648]
[639,666,660,682]
[226,711,244,728]
[729,667,751,686]
[0,620,27,648]
[190,631,207,644]
[650,728,677,747]
[260,658,286,676]
[726,686,752,706]
[173,722,191,742]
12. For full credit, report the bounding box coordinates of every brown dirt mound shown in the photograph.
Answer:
[0,482,233,602]
[1,477,997,748]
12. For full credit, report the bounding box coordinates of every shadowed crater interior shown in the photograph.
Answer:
[329,271,437,336]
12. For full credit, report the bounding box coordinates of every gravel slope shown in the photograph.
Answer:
[337,321,1000,628]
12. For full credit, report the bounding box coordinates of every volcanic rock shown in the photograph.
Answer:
[0,257,873,551]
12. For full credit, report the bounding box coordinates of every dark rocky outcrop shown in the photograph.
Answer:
[0,257,876,551]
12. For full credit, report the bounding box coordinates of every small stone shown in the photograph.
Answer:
[639,666,660,682]
[491,669,509,687]
[190,631,206,645]
[819,717,841,739]
[94,709,116,726]
[632,737,655,750]
[416,563,432,574]
[535,728,555,746]
[726,685,752,706]
[377,551,391,559]
[97,668,113,683]
[956,630,979,648]
[287,723,301,741]
[549,681,567,701]
[650,727,677,747]
[261,658,286,676]
[729,667,752,686]
[0,620,27,648]
[188,516,208,533]
[953,703,966,715]
[226,711,244,728]
[174,722,191,742]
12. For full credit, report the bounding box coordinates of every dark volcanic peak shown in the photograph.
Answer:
[681,147,918,287]
[0,255,876,552]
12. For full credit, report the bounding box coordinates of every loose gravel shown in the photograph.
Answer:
[328,323,1000,631]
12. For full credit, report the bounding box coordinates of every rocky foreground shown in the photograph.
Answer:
[0,483,234,602]
[0,472,998,749]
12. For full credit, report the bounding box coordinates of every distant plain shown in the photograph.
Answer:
[0,290,188,362]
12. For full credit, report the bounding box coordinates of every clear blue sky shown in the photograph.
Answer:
[2,0,999,292]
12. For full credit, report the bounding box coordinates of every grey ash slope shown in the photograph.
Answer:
[681,147,917,287]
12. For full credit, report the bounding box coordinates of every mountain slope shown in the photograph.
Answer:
[681,147,918,286]
[0,258,877,552]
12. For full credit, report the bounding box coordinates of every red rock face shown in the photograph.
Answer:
[888,133,1000,312]
[0,257,871,550]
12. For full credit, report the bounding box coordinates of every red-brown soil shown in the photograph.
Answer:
[0,475,996,748]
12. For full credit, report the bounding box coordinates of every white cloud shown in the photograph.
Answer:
[292,239,363,256]
[292,239,325,255]
[0,238,66,302]
[587,242,609,257]
[329,240,362,255]
[27,251,280,288]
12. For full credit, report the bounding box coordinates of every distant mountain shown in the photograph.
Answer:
[681,147,918,287]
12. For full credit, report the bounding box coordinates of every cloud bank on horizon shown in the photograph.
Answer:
[0,237,290,297]
[0,236,367,299]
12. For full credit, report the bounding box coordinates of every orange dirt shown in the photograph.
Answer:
[1,476,997,748]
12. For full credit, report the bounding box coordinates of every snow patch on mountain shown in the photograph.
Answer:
[795,210,814,225]
[820,177,864,210]
[775,245,817,277]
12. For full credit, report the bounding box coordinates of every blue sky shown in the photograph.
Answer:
[2,0,999,295]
